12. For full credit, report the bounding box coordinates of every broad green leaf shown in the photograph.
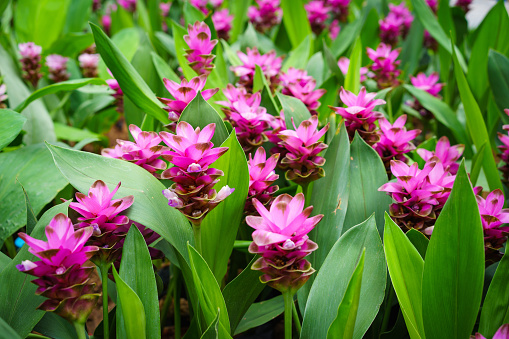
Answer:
[406,229,429,259]
[331,5,372,58]
[113,267,146,339]
[201,309,220,339]
[277,92,312,129]
[306,52,325,87]
[283,34,313,71]
[118,226,160,339]
[33,312,78,339]
[301,215,386,339]
[452,48,503,191]
[172,20,198,80]
[97,27,141,78]
[0,109,26,150]
[0,316,22,339]
[0,202,70,338]
[359,8,380,55]
[221,39,242,66]
[0,252,10,275]
[63,0,91,33]
[327,250,365,339]
[323,41,344,84]
[54,123,101,143]
[90,23,169,124]
[470,142,487,187]
[183,1,205,25]
[73,96,115,128]
[201,132,249,282]
[19,182,37,235]
[488,50,509,125]
[280,0,311,48]
[344,37,362,94]
[234,296,284,335]
[46,144,194,264]
[400,20,424,76]
[422,162,484,339]
[0,144,68,245]
[384,214,425,339]
[229,0,251,43]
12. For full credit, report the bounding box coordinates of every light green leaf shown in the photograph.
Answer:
[488,50,509,125]
[234,296,284,335]
[277,92,311,129]
[280,0,312,48]
[283,35,313,72]
[0,109,26,150]
[344,37,362,94]
[229,0,251,43]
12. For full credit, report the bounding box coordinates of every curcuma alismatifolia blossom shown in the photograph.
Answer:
[328,0,351,22]
[247,193,323,294]
[17,214,99,324]
[216,84,274,152]
[0,84,7,109]
[245,147,280,215]
[408,72,444,119]
[475,324,509,339]
[498,114,509,184]
[160,122,234,225]
[18,42,43,87]
[417,136,464,175]
[248,0,282,33]
[118,0,136,12]
[379,3,413,45]
[212,9,234,41]
[70,180,134,263]
[367,43,401,89]
[106,78,124,113]
[78,53,100,78]
[190,0,223,14]
[231,47,283,92]
[305,1,330,35]
[455,0,472,13]
[184,21,218,76]
[102,124,167,177]
[330,86,385,145]
[278,115,329,185]
[280,68,326,116]
[46,54,70,83]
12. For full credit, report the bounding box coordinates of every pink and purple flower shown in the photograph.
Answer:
[417,136,464,175]
[280,68,326,116]
[305,1,330,36]
[46,54,70,83]
[19,42,43,87]
[248,0,282,33]
[367,43,401,89]
[246,147,280,215]
[212,9,234,41]
[231,47,283,91]
[184,21,218,76]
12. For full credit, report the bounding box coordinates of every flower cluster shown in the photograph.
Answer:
[498,119,509,185]
[280,68,326,116]
[19,42,43,87]
[329,19,340,40]
[101,3,116,35]
[106,78,124,113]
[367,43,401,89]
[212,9,234,40]
[426,0,438,13]
[160,122,234,225]
[379,3,413,46]
[78,53,100,78]
[417,136,464,175]
[118,0,136,12]
[267,111,288,158]
[305,1,330,35]
[407,72,444,119]
[232,47,283,91]
[0,83,7,109]
[248,0,282,33]
[190,0,223,14]
[17,214,99,324]
[246,147,280,215]
[46,54,70,83]
[184,22,218,76]
[327,0,351,22]
[160,2,171,31]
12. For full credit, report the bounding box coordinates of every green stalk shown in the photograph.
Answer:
[160,272,176,328]
[387,90,393,123]
[292,301,301,335]
[4,236,17,258]
[192,224,202,254]
[300,183,312,208]
[73,322,87,339]
[100,262,111,339]
[174,268,182,339]
[380,286,394,333]
[283,291,294,339]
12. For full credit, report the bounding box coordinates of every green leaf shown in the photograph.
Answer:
[344,37,362,94]
[64,0,92,33]
[327,249,365,339]
[47,33,95,58]
[406,229,429,259]
[306,52,325,87]
[73,96,115,128]
[33,312,78,339]
[229,0,251,42]
[19,182,37,235]
[113,266,146,339]
[201,309,220,339]
[118,226,160,339]
[0,202,70,338]
[90,23,169,124]
[422,162,485,339]
[0,252,10,275]
[470,142,487,187]
[331,5,372,58]
[488,50,509,125]
[318,77,339,122]
[400,19,424,76]
[277,92,312,129]
[323,41,344,84]
[383,214,425,339]
[53,122,101,143]
[301,215,387,339]
[280,0,311,48]
[183,1,205,25]
[0,316,22,339]
[0,109,26,150]
[452,48,503,191]
[343,133,392,235]
[0,144,68,245]
[234,296,284,335]
[283,35,313,71]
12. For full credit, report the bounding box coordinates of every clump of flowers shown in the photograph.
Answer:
[247,193,323,294]
[212,9,234,41]
[0,83,7,109]
[374,115,421,172]
[17,214,99,324]
[417,136,464,175]
[280,68,326,116]
[46,54,70,83]
[407,72,444,119]
[305,1,330,35]
[160,2,171,32]
[367,43,401,89]
[337,57,370,82]
[160,122,234,225]
[248,0,282,33]
[102,124,167,177]
[327,0,351,22]
[232,47,283,91]
[106,78,124,113]
[217,85,274,151]
[278,115,329,185]
[102,3,116,35]
[245,147,279,215]
[455,0,472,13]
[330,86,385,145]
[118,0,136,12]
[184,21,218,76]
[190,0,223,14]
[158,75,218,125]
[18,42,43,87]
[379,14,403,47]
[78,53,100,78]
[267,111,288,158]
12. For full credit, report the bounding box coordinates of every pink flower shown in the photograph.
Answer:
[160,2,171,16]
[0,84,7,108]
[330,86,385,144]
[102,124,167,177]
[305,1,330,35]
[379,14,403,47]
[247,193,323,293]
[190,0,223,14]
[231,47,283,91]
[455,0,472,12]
[499,128,509,184]
[19,42,42,59]
[267,111,288,158]
[426,0,438,13]
[423,30,438,51]
[246,147,280,215]
[212,9,234,41]
[329,19,340,40]
[158,75,218,123]
[417,136,464,175]
[106,78,124,113]
[367,43,401,89]
[337,57,370,82]
[475,324,509,339]
[78,53,100,78]
[17,214,99,323]
[18,42,43,87]
[248,0,282,33]
[388,3,413,37]
[327,0,350,22]
[411,72,443,97]
[118,0,136,12]
[280,68,326,116]
[278,115,329,185]
[46,54,70,83]
[184,21,218,75]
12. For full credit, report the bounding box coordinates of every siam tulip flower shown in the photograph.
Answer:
[70,180,134,263]
[102,124,167,177]
[184,21,218,76]
[46,54,70,83]
[475,324,509,339]
[417,136,464,175]
[92,0,101,12]
[387,3,413,37]
[280,68,326,116]
[411,72,443,97]
[423,30,438,51]
[278,115,329,185]
[305,1,330,36]
[330,86,385,145]
[106,78,124,113]
[18,42,43,87]
[498,122,509,184]
[0,84,7,109]
[337,57,370,82]
[160,2,171,31]
[212,9,234,40]
[476,189,509,264]
[329,19,340,40]
[160,122,233,225]
[17,214,99,324]
[248,0,282,33]
[245,147,280,215]
[247,193,323,293]
[379,14,403,47]
[327,0,350,22]
[455,0,472,13]
[118,0,136,12]
[102,3,117,35]
[267,111,288,158]
[367,43,401,89]
[374,115,421,171]
[216,85,274,151]
[426,0,438,13]
[231,47,283,91]
[190,0,223,14]
[78,53,100,78]
[158,75,218,127]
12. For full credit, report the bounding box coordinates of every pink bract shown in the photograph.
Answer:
[367,43,401,89]
[248,0,282,33]
[280,68,326,116]
[184,21,218,75]
[305,1,330,35]
[410,72,444,97]
[246,147,280,215]
[231,47,283,91]
[417,136,464,175]
[212,9,234,40]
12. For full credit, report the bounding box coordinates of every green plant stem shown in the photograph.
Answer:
[73,322,87,339]
[380,285,395,333]
[300,183,312,208]
[4,236,17,258]
[100,262,111,339]
[283,291,294,339]
[292,301,301,335]
[192,224,202,254]
[174,268,182,339]
[387,90,393,123]
[160,271,176,328]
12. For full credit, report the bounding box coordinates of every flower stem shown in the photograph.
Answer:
[283,291,294,339]
[73,322,87,339]
[192,224,202,254]
[100,262,111,339]
[292,301,301,335]
[301,183,312,208]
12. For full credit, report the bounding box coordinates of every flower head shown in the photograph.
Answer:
[118,0,136,12]
[106,78,124,113]
[18,42,43,87]
[329,19,341,40]
[212,9,234,40]
[327,0,350,22]
[248,0,282,33]
[411,72,443,97]
[184,21,218,75]
[455,0,472,13]
[0,84,7,108]
[367,43,401,89]
[379,14,403,47]
[78,53,99,78]
[46,54,70,83]
[231,47,283,91]
[190,0,223,14]
[280,68,326,116]
[305,1,330,35]
[246,147,280,214]
[417,136,464,175]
